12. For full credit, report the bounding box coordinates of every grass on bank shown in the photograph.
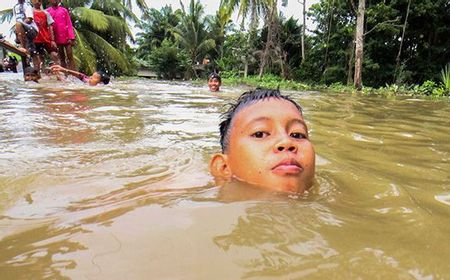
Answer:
[220,71,450,98]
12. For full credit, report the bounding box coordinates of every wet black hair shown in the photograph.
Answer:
[219,88,303,153]
[24,66,38,76]
[208,72,221,83]
[97,70,110,85]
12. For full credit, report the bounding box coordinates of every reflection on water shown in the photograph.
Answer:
[0,73,449,279]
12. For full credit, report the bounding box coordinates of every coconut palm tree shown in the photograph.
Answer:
[220,0,290,77]
[1,0,146,75]
[207,5,233,61]
[136,5,180,57]
[173,0,215,78]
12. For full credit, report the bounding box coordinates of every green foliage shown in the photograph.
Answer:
[223,74,310,91]
[135,5,180,57]
[206,5,233,61]
[148,39,188,79]
[440,63,450,91]
[0,8,13,25]
[173,0,215,78]
[413,80,437,95]
[322,66,346,85]
[216,28,260,75]
[72,7,110,31]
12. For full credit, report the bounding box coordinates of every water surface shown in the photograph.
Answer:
[0,73,449,279]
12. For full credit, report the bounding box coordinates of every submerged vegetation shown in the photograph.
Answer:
[1,0,449,96]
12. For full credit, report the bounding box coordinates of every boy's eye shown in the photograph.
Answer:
[290,132,307,139]
[251,131,269,138]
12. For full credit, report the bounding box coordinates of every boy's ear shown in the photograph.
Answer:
[209,153,232,179]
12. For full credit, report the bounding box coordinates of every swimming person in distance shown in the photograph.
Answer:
[210,89,315,194]
[208,72,221,92]
[50,64,110,86]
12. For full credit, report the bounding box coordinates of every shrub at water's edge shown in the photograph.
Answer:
[219,72,449,97]
[441,63,450,92]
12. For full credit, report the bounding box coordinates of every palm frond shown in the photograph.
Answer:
[73,29,97,74]
[441,63,450,90]
[196,39,216,58]
[62,0,92,8]
[91,0,139,22]
[0,8,13,24]
[82,30,131,74]
[72,7,109,32]
[101,16,133,48]
[105,15,133,40]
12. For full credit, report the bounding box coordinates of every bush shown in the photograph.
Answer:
[321,66,346,85]
[148,39,188,79]
[440,63,450,91]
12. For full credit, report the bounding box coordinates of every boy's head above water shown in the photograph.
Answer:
[208,73,221,92]
[210,89,315,194]
[90,70,110,86]
[24,67,40,83]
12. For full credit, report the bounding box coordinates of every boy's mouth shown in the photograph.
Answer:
[272,159,303,175]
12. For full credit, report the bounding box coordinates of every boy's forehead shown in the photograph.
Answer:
[233,98,303,124]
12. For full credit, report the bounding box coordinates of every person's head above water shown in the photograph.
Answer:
[24,66,40,82]
[90,70,110,86]
[208,72,221,92]
[210,88,315,193]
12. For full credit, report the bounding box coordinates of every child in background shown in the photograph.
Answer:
[24,66,40,82]
[208,73,221,92]
[46,0,75,70]
[50,64,110,86]
[210,89,315,194]
[32,0,59,73]
[13,0,39,67]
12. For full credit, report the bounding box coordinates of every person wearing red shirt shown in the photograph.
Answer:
[32,0,59,73]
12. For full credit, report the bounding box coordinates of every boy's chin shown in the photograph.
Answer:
[230,176,312,194]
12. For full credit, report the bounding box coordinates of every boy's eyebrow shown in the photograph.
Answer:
[241,117,307,130]
[287,118,308,130]
[242,116,271,129]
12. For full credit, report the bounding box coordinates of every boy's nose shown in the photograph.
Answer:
[274,137,298,153]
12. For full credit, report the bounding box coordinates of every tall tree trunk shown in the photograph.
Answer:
[323,0,334,70]
[347,38,355,85]
[393,0,412,83]
[353,0,365,90]
[259,4,277,78]
[300,0,306,62]
[244,61,248,78]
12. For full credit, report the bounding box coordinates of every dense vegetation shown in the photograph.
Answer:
[1,0,449,95]
[134,0,449,96]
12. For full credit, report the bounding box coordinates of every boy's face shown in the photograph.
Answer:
[25,73,39,82]
[50,0,59,6]
[216,98,315,193]
[208,78,221,92]
[88,72,101,86]
[32,0,42,9]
